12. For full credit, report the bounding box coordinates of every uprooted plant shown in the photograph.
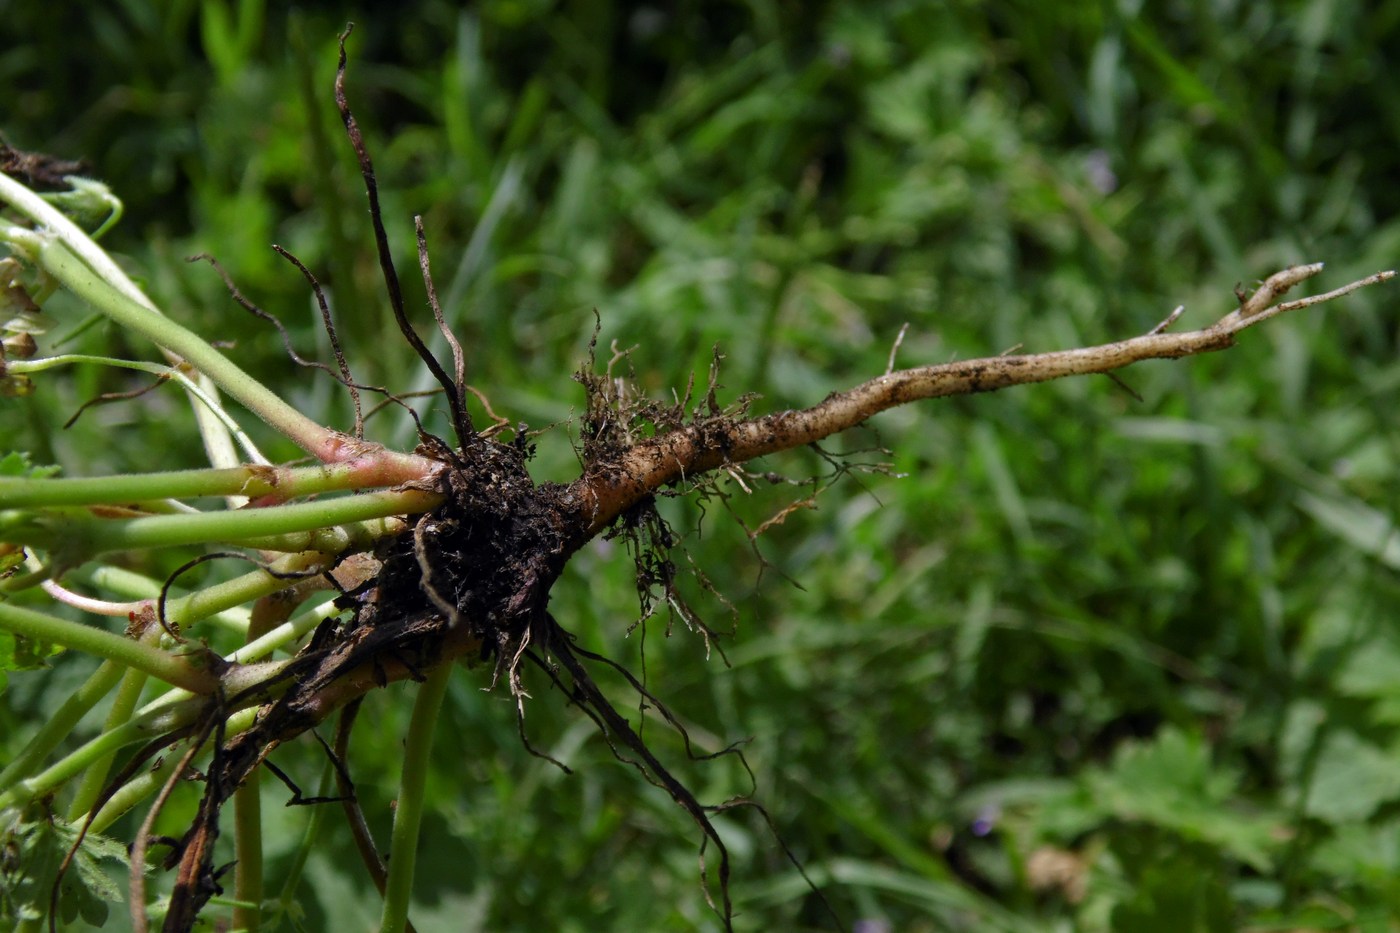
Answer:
[0,30,1394,933]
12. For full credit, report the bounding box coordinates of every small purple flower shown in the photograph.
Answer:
[1084,149,1118,194]
[971,803,1001,837]
[853,920,893,933]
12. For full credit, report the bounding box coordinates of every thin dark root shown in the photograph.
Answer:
[558,634,842,929]
[416,216,475,447]
[569,639,754,781]
[158,551,240,640]
[515,650,576,773]
[708,797,846,932]
[538,613,735,929]
[261,758,351,806]
[158,551,328,641]
[1104,369,1144,402]
[190,253,325,369]
[335,25,475,453]
[270,245,364,437]
[129,728,211,933]
[50,725,197,933]
[190,251,407,436]
[63,371,172,430]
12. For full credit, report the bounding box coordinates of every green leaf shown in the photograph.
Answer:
[39,178,123,236]
[1108,843,1235,933]
[1302,729,1400,824]
[0,451,61,480]
[1,805,128,927]
[1086,727,1279,871]
[1297,490,1400,569]
[0,618,64,697]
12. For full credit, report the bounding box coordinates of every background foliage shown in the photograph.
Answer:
[3,0,1399,929]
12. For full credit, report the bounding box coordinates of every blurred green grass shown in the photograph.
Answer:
[3,1,1400,929]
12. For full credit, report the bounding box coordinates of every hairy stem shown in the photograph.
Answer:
[26,233,340,459]
[378,665,452,933]
[0,461,431,509]
[0,487,439,556]
[0,183,438,480]
[233,769,264,932]
[0,659,124,788]
[0,603,216,693]
[66,659,152,820]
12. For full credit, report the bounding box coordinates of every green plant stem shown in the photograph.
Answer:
[0,659,125,788]
[5,353,268,465]
[0,680,274,813]
[232,611,269,933]
[226,595,343,665]
[0,174,341,462]
[274,758,335,919]
[82,706,260,833]
[0,461,420,508]
[158,554,330,638]
[0,171,146,309]
[378,665,453,933]
[0,183,433,480]
[0,603,216,693]
[0,165,252,471]
[8,226,327,454]
[0,716,168,812]
[63,558,315,647]
[66,662,152,820]
[2,593,332,807]
[0,487,439,555]
[83,564,252,636]
[233,770,264,933]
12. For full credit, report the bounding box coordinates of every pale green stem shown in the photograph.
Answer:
[84,563,252,637]
[0,677,275,812]
[3,220,434,480]
[0,172,261,472]
[0,487,439,555]
[379,664,453,933]
[0,716,163,812]
[17,589,343,811]
[7,168,447,482]
[158,555,330,638]
[0,603,216,693]
[85,765,172,835]
[66,662,152,820]
[0,171,149,309]
[83,706,260,833]
[0,659,124,788]
[0,461,422,509]
[233,769,264,932]
[12,234,327,453]
[0,178,331,461]
[5,354,268,464]
[274,759,335,916]
[233,606,269,933]
[42,233,433,481]
[226,595,344,665]
[57,559,315,646]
